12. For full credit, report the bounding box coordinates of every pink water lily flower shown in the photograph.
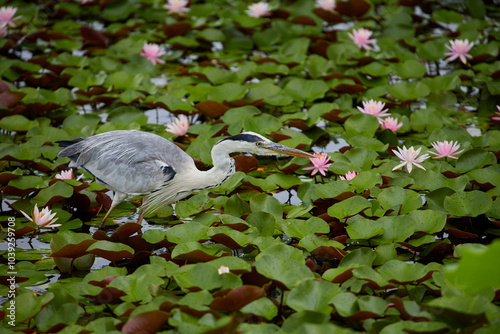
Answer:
[392,146,430,173]
[348,28,376,50]
[357,99,390,120]
[340,171,358,180]
[490,105,500,122]
[0,23,7,37]
[218,265,230,275]
[0,6,21,28]
[140,43,166,66]
[246,2,272,18]
[21,204,61,228]
[380,117,403,132]
[164,0,190,15]
[56,169,84,181]
[315,0,336,12]
[445,39,474,64]
[166,114,190,136]
[303,153,332,176]
[429,140,464,159]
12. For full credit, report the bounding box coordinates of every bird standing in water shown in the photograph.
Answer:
[57,130,315,228]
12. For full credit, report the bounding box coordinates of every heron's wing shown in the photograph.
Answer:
[58,130,193,195]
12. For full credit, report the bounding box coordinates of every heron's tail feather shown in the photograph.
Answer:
[57,138,86,163]
[57,138,85,148]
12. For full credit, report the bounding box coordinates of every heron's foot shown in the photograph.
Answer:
[97,219,107,230]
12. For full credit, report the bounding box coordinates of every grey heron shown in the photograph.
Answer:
[57,130,315,228]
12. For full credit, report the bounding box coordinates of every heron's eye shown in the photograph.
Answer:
[256,142,263,146]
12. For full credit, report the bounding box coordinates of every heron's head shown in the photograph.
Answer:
[215,132,316,158]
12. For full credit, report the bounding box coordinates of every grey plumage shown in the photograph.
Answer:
[57,130,315,227]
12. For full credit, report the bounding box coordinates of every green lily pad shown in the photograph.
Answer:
[344,113,380,138]
[328,196,371,219]
[173,262,222,291]
[287,279,340,314]
[372,215,416,244]
[255,243,315,289]
[409,210,447,234]
[249,193,283,222]
[87,240,134,262]
[444,190,493,217]
[0,114,36,131]
[283,78,330,102]
[346,218,385,240]
[388,81,430,100]
[376,186,423,213]
[445,240,500,294]
[278,217,329,239]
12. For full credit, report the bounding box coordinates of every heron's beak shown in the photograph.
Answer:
[266,143,316,159]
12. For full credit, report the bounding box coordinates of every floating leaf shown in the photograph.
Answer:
[372,215,416,244]
[376,186,423,213]
[444,190,493,217]
[445,240,500,294]
[408,210,447,234]
[173,262,222,291]
[283,78,329,102]
[392,59,427,79]
[0,114,35,131]
[87,240,134,262]
[344,113,380,138]
[210,285,266,311]
[240,297,278,321]
[377,260,428,284]
[278,217,329,239]
[388,81,430,100]
[346,218,385,240]
[287,279,340,314]
[328,196,371,219]
[122,311,170,334]
[250,193,283,222]
[455,149,497,173]
[255,243,315,289]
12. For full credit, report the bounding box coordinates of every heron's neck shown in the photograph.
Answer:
[196,144,235,190]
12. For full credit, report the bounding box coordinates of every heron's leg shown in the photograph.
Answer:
[136,202,148,225]
[98,192,127,229]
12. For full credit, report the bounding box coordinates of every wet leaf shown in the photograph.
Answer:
[122,310,170,334]
[166,221,210,244]
[445,240,500,294]
[388,81,430,101]
[240,297,278,321]
[33,181,74,206]
[283,78,330,102]
[378,260,428,284]
[11,290,54,324]
[287,279,340,314]
[278,217,329,239]
[409,210,447,234]
[87,240,134,262]
[255,243,315,289]
[344,113,380,138]
[346,218,385,240]
[444,190,493,217]
[0,114,35,131]
[327,196,371,219]
[173,262,222,290]
[455,149,497,173]
[372,215,416,244]
[376,186,423,213]
[210,285,266,311]
[250,193,283,222]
